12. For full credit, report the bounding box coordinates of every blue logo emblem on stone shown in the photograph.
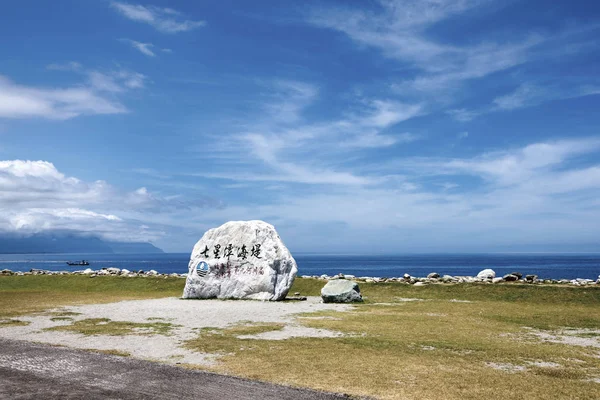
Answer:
[197,261,209,277]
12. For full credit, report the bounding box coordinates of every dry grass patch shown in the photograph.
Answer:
[45,318,178,336]
[183,280,600,400]
[0,275,184,318]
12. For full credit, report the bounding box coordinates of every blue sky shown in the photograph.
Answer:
[1,0,600,253]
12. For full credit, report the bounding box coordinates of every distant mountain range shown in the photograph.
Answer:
[0,232,163,254]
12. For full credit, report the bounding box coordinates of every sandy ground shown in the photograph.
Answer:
[0,297,352,366]
[525,328,600,349]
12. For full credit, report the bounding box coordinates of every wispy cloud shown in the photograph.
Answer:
[46,62,82,72]
[447,82,600,121]
[0,65,146,120]
[493,83,600,111]
[111,2,205,33]
[190,80,423,186]
[0,75,127,120]
[200,137,600,252]
[309,0,479,68]
[122,39,156,57]
[308,0,543,94]
[446,108,480,122]
[306,0,600,132]
[388,138,600,189]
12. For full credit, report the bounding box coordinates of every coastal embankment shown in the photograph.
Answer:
[2,267,599,287]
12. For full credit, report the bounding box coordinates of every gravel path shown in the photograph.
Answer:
[0,338,353,400]
[0,297,351,365]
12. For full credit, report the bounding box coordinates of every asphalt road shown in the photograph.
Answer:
[0,339,352,400]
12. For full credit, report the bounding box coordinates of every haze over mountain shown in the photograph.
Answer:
[0,231,163,254]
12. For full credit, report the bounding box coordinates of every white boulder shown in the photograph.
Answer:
[182,220,297,301]
[477,269,496,279]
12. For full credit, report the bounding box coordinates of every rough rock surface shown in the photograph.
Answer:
[477,269,496,279]
[321,280,363,303]
[183,220,297,301]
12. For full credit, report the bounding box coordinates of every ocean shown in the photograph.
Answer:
[0,253,599,280]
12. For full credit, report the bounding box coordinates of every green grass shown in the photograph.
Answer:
[50,316,74,322]
[48,311,82,317]
[85,348,131,357]
[0,275,184,318]
[46,317,178,336]
[290,278,600,304]
[185,323,285,354]
[0,319,30,327]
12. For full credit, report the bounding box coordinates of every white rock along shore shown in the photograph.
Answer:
[2,267,599,287]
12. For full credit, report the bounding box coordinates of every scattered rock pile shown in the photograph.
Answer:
[300,270,600,287]
[2,268,599,287]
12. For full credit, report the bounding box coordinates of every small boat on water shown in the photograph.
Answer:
[66,260,90,266]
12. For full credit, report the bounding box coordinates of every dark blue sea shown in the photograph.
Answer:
[1,253,599,280]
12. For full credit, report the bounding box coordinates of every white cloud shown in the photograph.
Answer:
[309,0,477,67]
[0,160,210,242]
[88,69,147,92]
[309,0,543,94]
[191,137,600,252]
[444,139,600,187]
[447,82,600,122]
[446,108,480,122]
[87,71,126,93]
[6,139,597,252]
[193,81,423,186]
[111,2,205,33]
[0,75,127,120]
[123,39,156,57]
[344,132,418,149]
[493,83,547,110]
[493,83,600,111]
[387,138,600,190]
[0,66,147,120]
[363,100,423,128]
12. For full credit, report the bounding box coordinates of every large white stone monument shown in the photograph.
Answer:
[182,220,297,301]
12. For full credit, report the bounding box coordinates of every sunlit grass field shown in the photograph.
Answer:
[1,275,599,399]
[0,275,183,319]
